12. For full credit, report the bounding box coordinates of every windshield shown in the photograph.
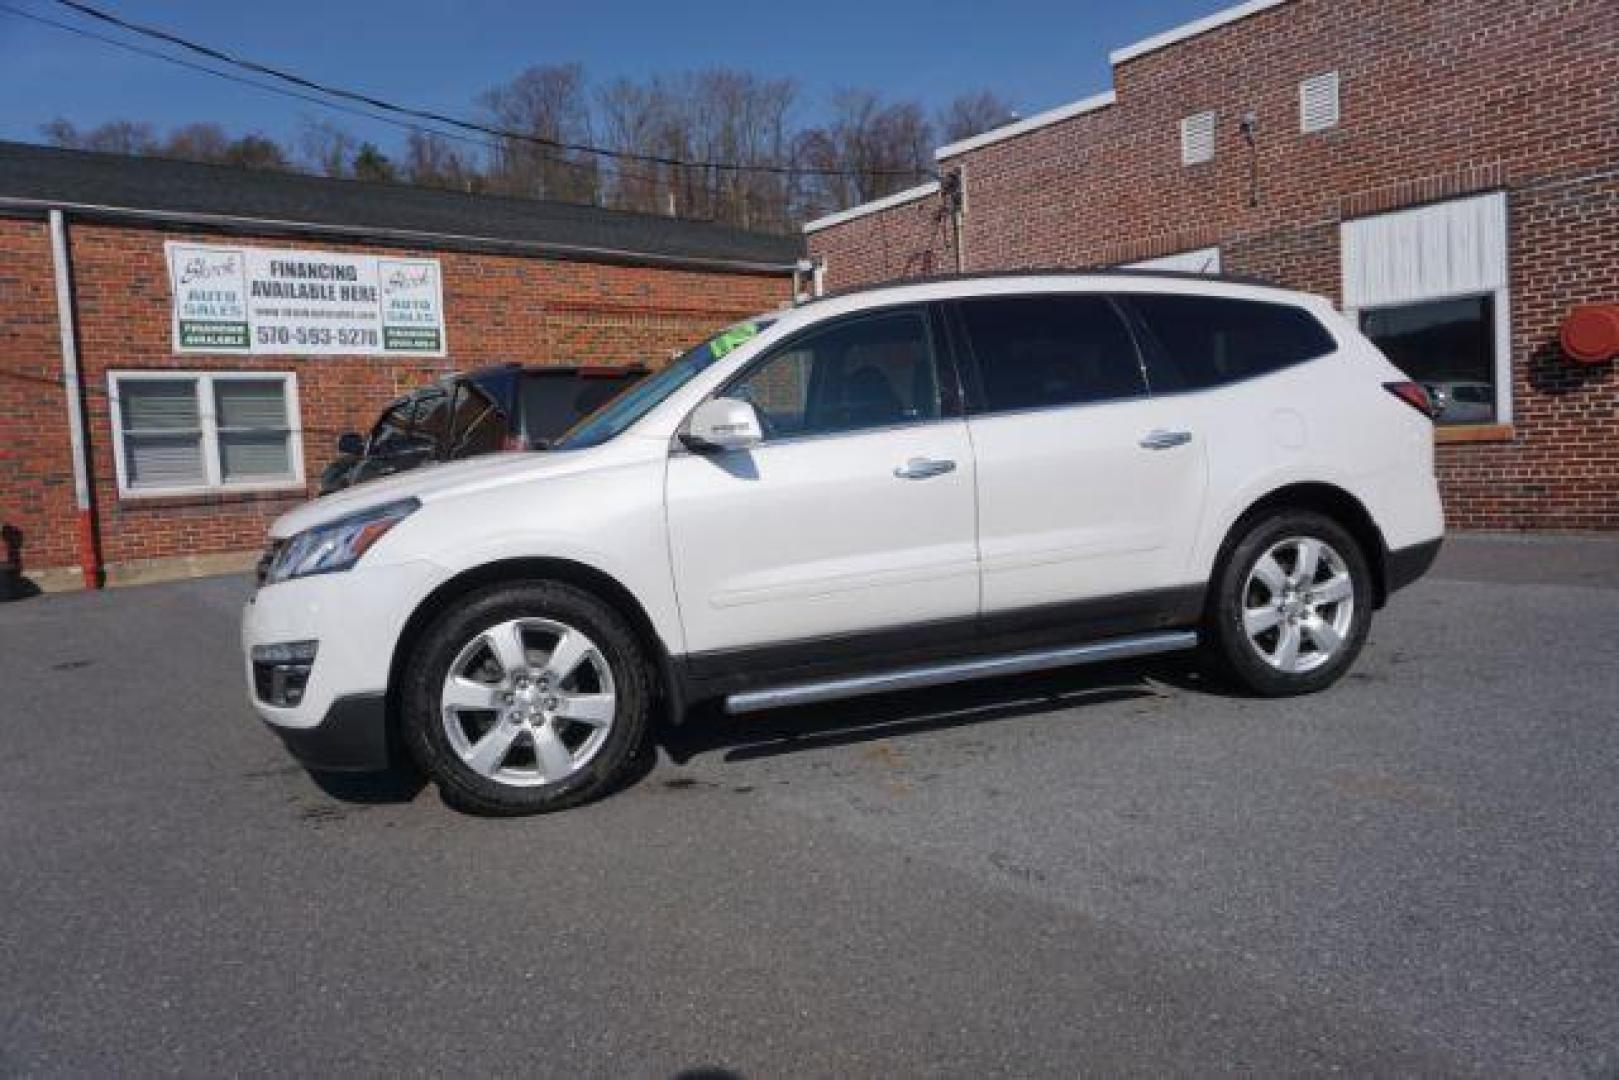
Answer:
[551,316,776,451]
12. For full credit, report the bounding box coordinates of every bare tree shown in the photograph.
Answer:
[40,118,157,155]
[230,134,291,170]
[795,90,935,217]
[402,132,481,191]
[351,143,396,183]
[36,69,1009,230]
[479,64,598,203]
[163,122,233,163]
[298,118,359,178]
[937,90,1015,143]
[597,69,800,230]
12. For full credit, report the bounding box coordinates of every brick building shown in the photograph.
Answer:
[0,141,799,590]
[806,0,1618,531]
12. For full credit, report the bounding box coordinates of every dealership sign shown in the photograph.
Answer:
[165,242,447,356]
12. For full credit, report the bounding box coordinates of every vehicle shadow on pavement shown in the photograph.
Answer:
[306,762,429,804]
[660,656,1211,767]
[296,657,1219,809]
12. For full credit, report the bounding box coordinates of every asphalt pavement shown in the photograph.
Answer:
[1,534,1616,1077]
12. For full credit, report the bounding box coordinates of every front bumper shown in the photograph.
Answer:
[265,693,391,772]
[242,557,447,765]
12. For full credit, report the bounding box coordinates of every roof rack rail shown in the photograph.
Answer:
[804,265,1283,305]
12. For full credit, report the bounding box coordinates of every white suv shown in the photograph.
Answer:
[243,273,1444,814]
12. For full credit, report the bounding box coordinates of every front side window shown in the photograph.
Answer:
[729,310,941,440]
[957,294,1145,413]
[111,372,301,496]
[1360,295,1497,426]
[1126,294,1337,391]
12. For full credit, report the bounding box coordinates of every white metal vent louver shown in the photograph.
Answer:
[1180,111,1216,165]
[1300,71,1340,133]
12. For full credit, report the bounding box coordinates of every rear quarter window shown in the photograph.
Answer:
[1125,293,1337,391]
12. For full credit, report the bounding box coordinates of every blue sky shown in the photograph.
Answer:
[1,0,1228,154]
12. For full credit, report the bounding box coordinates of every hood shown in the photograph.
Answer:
[269,448,611,539]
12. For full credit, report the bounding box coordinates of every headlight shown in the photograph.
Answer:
[265,498,419,585]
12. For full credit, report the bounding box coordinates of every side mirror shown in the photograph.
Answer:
[683,397,764,453]
[336,431,365,456]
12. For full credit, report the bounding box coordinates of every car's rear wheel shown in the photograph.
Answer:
[1205,511,1373,696]
[401,581,651,814]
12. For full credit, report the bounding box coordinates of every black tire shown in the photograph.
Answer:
[1203,510,1374,697]
[401,580,652,815]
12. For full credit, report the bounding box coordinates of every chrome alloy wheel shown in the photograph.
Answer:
[1241,536,1355,674]
[440,617,617,786]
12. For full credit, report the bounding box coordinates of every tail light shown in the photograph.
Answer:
[1384,381,1435,418]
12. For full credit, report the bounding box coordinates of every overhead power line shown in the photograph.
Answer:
[2,3,470,147]
[0,1,688,197]
[46,0,936,182]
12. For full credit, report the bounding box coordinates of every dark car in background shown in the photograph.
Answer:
[319,364,648,494]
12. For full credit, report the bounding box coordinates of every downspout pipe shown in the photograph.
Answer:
[48,209,101,589]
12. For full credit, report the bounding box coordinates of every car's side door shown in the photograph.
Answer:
[950,291,1209,637]
[665,306,980,670]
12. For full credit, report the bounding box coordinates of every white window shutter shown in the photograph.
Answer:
[1341,192,1508,309]
[1180,111,1216,165]
[120,379,206,488]
[215,379,294,482]
[1300,72,1340,133]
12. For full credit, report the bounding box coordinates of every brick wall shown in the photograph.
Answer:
[1,217,789,577]
[0,218,78,572]
[808,0,1619,530]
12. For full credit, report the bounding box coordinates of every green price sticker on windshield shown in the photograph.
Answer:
[707,322,760,360]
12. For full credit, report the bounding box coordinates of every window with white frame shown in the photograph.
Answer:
[1181,111,1216,165]
[1341,192,1511,427]
[109,371,303,495]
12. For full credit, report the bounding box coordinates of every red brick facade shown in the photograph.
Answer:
[807,0,1619,530]
[0,216,790,584]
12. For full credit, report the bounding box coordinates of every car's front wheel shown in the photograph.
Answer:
[401,581,652,814]
[1205,511,1373,696]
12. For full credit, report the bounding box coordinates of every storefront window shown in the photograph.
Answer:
[1360,296,1496,425]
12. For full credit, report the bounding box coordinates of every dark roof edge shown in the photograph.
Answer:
[0,196,801,276]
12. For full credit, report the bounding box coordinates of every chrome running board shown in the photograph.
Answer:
[723,630,1198,715]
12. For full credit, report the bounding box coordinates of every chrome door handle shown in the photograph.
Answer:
[893,457,957,480]
[1139,429,1193,450]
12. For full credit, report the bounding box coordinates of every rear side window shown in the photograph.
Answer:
[1125,294,1336,390]
[956,295,1145,413]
